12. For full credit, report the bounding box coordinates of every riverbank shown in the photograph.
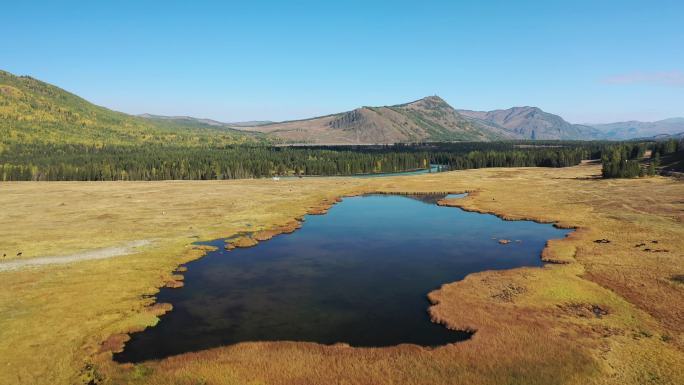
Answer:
[1,163,683,385]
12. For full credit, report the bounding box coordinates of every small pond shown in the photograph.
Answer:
[115,194,570,362]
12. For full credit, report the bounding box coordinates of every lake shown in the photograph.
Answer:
[115,194,570,362]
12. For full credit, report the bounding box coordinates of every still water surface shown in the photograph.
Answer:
[116,194,570,362]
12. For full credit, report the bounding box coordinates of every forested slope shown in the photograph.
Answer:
[0,70,260,147]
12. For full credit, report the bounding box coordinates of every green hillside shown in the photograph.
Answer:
[0,70,261,147]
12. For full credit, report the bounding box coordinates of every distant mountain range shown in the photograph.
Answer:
[223,98,683,144]
[137,114,273,128]
[457,107,600,140]
[1,69,682,145]
[588,118,684,140]
[233,98,680,144]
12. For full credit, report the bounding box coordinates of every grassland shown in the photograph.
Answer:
[1,162,683,385]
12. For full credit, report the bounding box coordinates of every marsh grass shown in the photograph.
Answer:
[1,163,683,385]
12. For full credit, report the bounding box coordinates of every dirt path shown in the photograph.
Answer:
[0,240,151,272]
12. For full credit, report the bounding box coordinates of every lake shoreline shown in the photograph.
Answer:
[113,191,572,363]
[4,163,682,385]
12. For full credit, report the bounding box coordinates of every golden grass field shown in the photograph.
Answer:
[1,162,683,385]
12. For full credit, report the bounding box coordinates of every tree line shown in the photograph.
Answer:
[0,141,624,181]
[601,138,684,178]
[0,144,429,181]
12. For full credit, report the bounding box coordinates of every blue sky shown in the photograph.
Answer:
[3,0,683,123]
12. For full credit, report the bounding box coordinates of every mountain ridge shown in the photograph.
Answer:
[457,106,601,140]
[240,98,609,143]
[238,96,524,144]
[138,114,273,128]
[3,69,682,145]
[589,118,684,140]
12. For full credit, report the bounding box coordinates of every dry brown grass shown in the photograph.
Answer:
[1,163,683,385]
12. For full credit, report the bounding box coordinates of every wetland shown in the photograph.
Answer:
[116,193,571,362]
